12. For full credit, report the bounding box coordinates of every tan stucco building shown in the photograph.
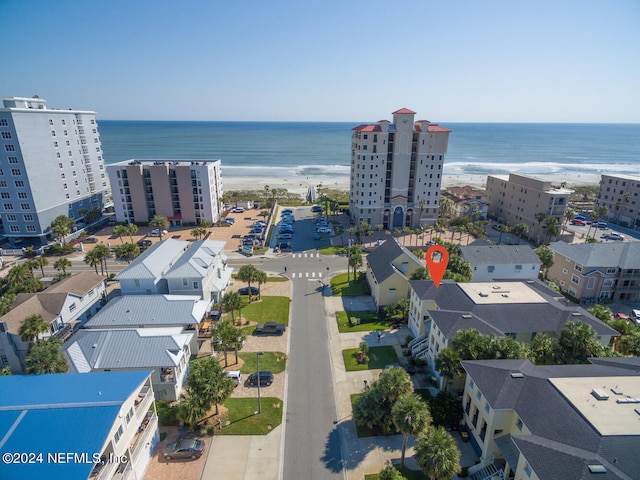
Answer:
[350,108,451,229]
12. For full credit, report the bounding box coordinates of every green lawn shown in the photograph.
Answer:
[218,397,283,435]
[237,351,287,374]
[319,245,346,255]
[241,296,289,324]
[343,345,399,371]
[336,311,391,333]
[330,272,370,296]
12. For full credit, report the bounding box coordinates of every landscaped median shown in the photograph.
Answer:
[237,351,287,374]
[222,295,290,334]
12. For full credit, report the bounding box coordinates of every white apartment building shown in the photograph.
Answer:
[595,173,640,229]
[350,108,450,229]
[0,96,111,244]
[486,173,573,242]
[107,159,223,225]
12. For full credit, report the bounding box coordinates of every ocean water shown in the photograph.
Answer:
[98,121,640,182]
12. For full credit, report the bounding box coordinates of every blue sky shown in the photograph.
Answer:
[1,0,639,122]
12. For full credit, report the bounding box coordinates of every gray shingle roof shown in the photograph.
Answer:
[462,359,640,480]
[460,244,540,265]
[410,279,618,338]
[64,328,192,371]
[82,295,207,328]
[367,237,419,283]
[549,241,640,269]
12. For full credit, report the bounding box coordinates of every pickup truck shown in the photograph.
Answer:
[254,322,286,335]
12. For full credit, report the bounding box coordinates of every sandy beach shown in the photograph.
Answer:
[222,173,601,197]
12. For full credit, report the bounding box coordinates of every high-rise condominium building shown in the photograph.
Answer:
[486,173,573,241]
[0,96,110,244]
[107,159,223,225]
[349,108,450,229]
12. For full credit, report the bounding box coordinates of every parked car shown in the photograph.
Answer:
[280,209,293,216]
[281,215,295,223]
[574,214,587,221]
[596,221,608,229]
[277,242,292,252]
[247,371,274,386]
[254,321,286,335]
[603,233,624,241]
[249,227,263,234]
[137,239,153,247]
[631,309,640,326]
[279,227,294,234]
[311,205,323,213]
[226,370,242,387]
[83,237,98,243]
[253,221,266,228]
[230,206,245,213]
[278,233,293,240]
[149,229,168,237]
[238,286,259,296]
[571,219,586,226]
[163,439,205,460]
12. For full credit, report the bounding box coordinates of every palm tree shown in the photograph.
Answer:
[222,291,243,322]
[563,207,575,231]
[112,224,128,244]
[186,356,234,416]
[377,366,414,404]
[50,215,74,245]
[237,264,260,301]
[124,223,138,243]
[114,243,140,264]
[191,226,207,240]
[84,249,101,274]
[178,388,209,430]
[439,196,453,219]
[20,314,50,343]
[417,199,426,225]
[53,258,72,274]
[392,393,432,469]
[93,245,111,276]
[544,216,560,244]
[511,223,529,243]
[31,257,48,277]
[7,264,33,285]
[414,427,461,480]
[149,215,170,240]
[411,267,430,280]
[211,319,246,366]
[24,338,69,374]
[254,270,267,300]
[348,245,363,283]
[434,348,463,392]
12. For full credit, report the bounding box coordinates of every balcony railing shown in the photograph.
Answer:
[134,386,153,419]
[130,411,158,465]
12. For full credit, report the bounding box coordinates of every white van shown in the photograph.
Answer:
[631,310,640,326]
[226,370,242,387]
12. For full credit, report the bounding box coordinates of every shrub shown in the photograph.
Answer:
[156,401,180,426]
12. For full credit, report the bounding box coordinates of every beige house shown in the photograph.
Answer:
[442,185,488,219]
[547,241,640,303]
[461,358,640,480]
[365,237,423,309]
[486,173,573,242]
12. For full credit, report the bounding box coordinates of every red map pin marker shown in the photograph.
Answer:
[426,245,449,288]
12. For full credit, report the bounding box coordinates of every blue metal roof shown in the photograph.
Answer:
[0,370,151,480]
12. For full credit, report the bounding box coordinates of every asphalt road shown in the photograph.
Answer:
[282,252,345,480]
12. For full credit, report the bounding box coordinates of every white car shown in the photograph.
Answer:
[149,229,168,237]
[230,206,245,213]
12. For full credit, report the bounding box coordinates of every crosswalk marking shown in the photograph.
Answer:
[292,253,320,258]
[290,272,325,280]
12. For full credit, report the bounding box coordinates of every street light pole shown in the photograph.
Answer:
[256,351,264,414]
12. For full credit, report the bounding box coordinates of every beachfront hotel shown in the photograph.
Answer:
[485,173,573,242]
[106,159,223,225]
[349,108,451,229]
[0,96,111,245]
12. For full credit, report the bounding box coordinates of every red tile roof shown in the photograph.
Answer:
[352,124,381,132]
[393,108,416,115]
[427,124,451,133]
